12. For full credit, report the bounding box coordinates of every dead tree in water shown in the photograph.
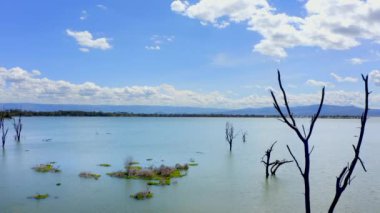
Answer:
[270,70,325,213]
[0,117,8,148]
[225,122,237,152]
[242,131,247,143]
[13,115,22,142]
[328,75,370,213]
[261,141,292,178]
[270,159,293,176]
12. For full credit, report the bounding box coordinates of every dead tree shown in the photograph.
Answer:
[270,70,325,213]
[261,141,293,178]
[270,159,293,176]
[0,117,8,148]
[242,131,247,143]
[328,75,369,213]
[13,115,22,142]
[225,122,237,152]
[261,141,277,178]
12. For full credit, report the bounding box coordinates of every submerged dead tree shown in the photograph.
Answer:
[0,117,8,148]
[242,131,248,143]
[13,115,22,142]
[328,75,370,213]
[261,141,292,178]
[225,122,237,152]
[270,70,325,213]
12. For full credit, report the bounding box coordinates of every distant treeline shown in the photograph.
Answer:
[0,109,361,119]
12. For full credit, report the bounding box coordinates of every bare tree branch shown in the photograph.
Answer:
[286,145,303,176]
[328,74,369,213]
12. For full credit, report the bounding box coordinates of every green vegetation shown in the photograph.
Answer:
[130,191,153,200]
[98,163,111,167]
[79,172,101,180]
[31,193,49,200]
[147,178,171,186]
[188,163,198,166]
[175,163,189,170]
[108,164,187,185]
[129,161,139,165]
[32,163,61,173]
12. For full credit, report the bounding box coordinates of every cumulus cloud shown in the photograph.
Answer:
[330,73,358,83]
[171,0,380,58]
[349,57,367,65]
[66,29,112,51]
[0,66,377,108]
[306,79,334,88]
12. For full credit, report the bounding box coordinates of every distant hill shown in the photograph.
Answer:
[0,103,225,114]
[222,104,380,117]
[1,103,379,117]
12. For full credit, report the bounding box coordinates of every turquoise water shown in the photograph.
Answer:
[0,117,379,213]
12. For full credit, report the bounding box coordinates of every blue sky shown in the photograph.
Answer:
[0,0,380,108]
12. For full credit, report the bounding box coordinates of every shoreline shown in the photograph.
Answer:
[1,110,363,119]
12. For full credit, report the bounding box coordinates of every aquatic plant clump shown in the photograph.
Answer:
[29,193,49,200]
[32,163,61,173]
[79,172,101,180]
[98,163,111,167]
[147,178,171,186]
[107,164,187,185]
[188,163,198,166]
[130,190,153,200]
[175,163,189,170]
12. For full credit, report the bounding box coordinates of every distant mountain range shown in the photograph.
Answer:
[223,105,380,117]
[1,103,379,116]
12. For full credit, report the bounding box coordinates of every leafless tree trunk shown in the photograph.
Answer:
[242,131,247,143]
[261,141,277,178]
[270,70,325,213]
[1,117,9,149]
[13,115,22,142]
[261,141,292,178]
[328,75,369,213]
[225,122,237,152]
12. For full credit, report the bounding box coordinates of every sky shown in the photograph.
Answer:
[0,0,380,109]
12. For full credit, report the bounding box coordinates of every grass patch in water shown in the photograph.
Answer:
[98,163,111,167]
[130,190,153,200]
[32,163,61,173]
[29,193,49,200]
[79,172,101,180]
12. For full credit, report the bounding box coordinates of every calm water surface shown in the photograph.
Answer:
[1,117,379,213]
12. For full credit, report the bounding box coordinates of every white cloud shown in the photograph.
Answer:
[79,48,90,52]
[349,57,367,65]
[66,29,111,51]
[171,0,188,13]
[330,72,358,83]
[80,10,88,20]
[306,79,334,88]
[171,0,380,58]
[145,35,174,51]
[0,66,376,108]
[370,70,380,86]
[145,45,160,51]
[97,4,107,10]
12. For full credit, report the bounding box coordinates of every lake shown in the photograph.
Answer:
[0,117,379,213]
